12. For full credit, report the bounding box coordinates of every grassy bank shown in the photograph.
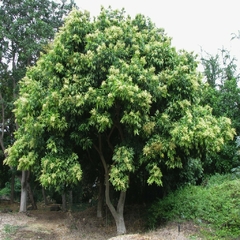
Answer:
[148,174,240,239]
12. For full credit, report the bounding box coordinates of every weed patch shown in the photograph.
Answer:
[148,174,240,239]
[3,224,20,239]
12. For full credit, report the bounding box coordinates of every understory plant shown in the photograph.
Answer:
[148,174,240,239]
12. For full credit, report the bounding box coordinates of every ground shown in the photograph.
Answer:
[0,202,201,240]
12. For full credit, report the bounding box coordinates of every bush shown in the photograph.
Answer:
[148,174,240,239]
[0,178,21,200]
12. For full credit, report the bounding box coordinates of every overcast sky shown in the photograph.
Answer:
[75,0,240,63]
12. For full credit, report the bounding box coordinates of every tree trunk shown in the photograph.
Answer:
[95,135,127,234]
[69,190,73,210]
[115,210,126,235]
[26,171,37,210]
[27,182,37,210]
[97,177,104,218]
[42,187,48,205]
[19,170,28,212]
[27,183,37,210]
[10,172,15,203]
[62,192,67,211]
[105,168,126,235]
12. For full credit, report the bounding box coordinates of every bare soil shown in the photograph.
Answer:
[0,202,202,240]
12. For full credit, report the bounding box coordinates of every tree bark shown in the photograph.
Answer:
[19,170,28,212]
[42,187,48,205]
[27,183,37,210]
[115,205,126,235]
[97,177,104,218]
[62,192,67,211]
[105,170,126,235]
[26,171,37,210]
[10,172,15,203]
[0,92,6,153]
[69,190,73,210]
[94,134,127,234]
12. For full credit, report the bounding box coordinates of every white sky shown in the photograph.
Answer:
[75,0,240,65]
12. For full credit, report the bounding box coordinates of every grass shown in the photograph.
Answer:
[3,224,19,240]
[148,173,240,239]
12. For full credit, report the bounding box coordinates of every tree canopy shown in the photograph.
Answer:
[200,49,240,173]
[0,0,77,206]
[5,7,235,234]
[0,0,76,152]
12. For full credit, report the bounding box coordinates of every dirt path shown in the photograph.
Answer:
[0,204,201,240]
[0,211,66,239]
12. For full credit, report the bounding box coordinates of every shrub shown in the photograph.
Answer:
[148,174,240,238]
[0,178,21,200]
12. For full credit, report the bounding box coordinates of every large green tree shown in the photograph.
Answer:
[5,8,235,234]
[0,0,76,208]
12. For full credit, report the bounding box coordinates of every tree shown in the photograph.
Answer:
[201,49,240,173]
[0,0,77,210]
[5,8,235,234]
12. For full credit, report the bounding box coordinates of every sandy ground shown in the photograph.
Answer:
[0,203,201,240]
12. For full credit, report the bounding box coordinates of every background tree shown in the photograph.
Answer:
[0,0,76,210]
[5,8,235,234]
[201,48,240,173]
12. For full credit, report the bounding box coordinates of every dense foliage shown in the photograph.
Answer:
[201,49,240,174]
[5,7,235,190]
[0,0,77,188]
[148,174,240,239]
[4,7,235,233]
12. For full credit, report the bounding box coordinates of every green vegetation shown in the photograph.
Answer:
[3,224,19,240]
[3,7,235,234]
[0,178,21,199]
[200,48,240,175]
[1,0,240,236]
[148,174,240,239]
[0,0,77,206]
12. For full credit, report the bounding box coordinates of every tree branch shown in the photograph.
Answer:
[106,126,115,153]
[115,103,124,141]
[117,190,126,214]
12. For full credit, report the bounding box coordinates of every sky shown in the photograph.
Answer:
[75,0,240,65]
